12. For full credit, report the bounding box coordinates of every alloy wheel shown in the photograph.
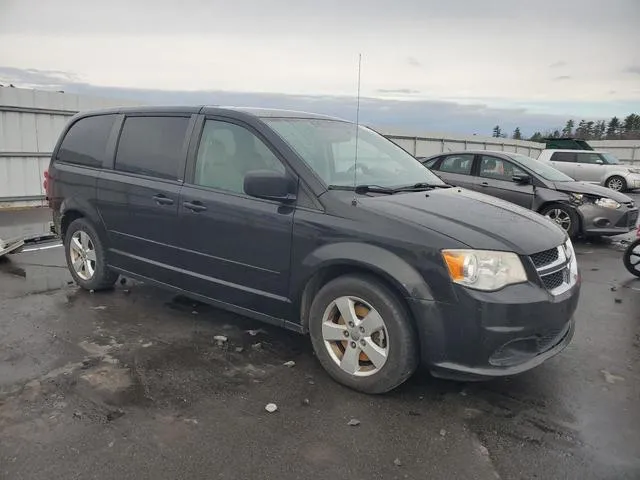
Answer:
[321,296,389,377]
[607,178,624,191]
[545,209,572,232]
[69,230,96,280]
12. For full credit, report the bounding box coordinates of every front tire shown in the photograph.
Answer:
[623,239,640,277]
[540,204,579,239]
[64,218,118,290]
[606,176,627,192]
[308,274,419,394]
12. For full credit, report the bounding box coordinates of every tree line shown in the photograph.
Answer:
[492,113,640,142]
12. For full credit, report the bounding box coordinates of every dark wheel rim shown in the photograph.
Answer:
[545,208,572,232]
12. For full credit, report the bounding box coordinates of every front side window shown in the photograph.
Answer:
[479,156,526,181]
[575,153,604,165]
[509,154,573,182]
[115,116,190,180]
[262,118,446,189]
[58,114,117,167]
[439,154,474,175]
[194,120,285,194]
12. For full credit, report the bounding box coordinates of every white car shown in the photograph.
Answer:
[537,149,640,192]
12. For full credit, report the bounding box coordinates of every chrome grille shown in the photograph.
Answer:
[541,270,564,290]
[529,242,575,295]
[529,248,559,269]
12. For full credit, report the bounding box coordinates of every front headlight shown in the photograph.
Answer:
[594,197,621,209]
[628,168,640,174]
[569,193,584,205]
[441,249,528,291]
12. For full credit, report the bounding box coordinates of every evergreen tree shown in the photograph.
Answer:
[606,117,620,139]
[512,127,522,140]
[492,125,502,138]
[562,119,574,137]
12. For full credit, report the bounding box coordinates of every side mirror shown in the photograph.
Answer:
[595,159,604,165]
[244,170,297,203]
[512,174,531,184]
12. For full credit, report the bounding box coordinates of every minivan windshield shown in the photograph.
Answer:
[510,153,575,182]
[600,152,620,165]
[263,118,446,189]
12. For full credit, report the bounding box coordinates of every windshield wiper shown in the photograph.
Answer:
[328,184,396,194]
[391,182,452,192]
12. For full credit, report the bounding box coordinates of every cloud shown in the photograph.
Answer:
[377,88,421,95]
[0,66,80,88]
[624,65,640,75]
[549,61,567,68]
[554,75,572,81]
[407,57,422,68]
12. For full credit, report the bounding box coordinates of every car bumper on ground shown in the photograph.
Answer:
[577,203,639,236]
[408,279,580,381]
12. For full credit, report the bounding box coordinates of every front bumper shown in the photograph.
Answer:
[408,279,580,380]
[624,173,640,190]
[578,203,639,236]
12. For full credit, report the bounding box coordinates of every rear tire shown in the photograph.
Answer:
[64,218,118,291]
[540,204,579,239]
[623,239,640,278]
[308,274,419,394]
[606,176,627,192]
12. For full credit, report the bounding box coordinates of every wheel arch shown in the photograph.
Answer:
[295,243,434,333]
[59,197,105,239]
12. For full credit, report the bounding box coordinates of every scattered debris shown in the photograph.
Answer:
[213,335,228,345]
[141,342,153,348]
[123,289,130,295]
[251,342,262,350]
[302,398,310,406]
[106,409,125,422]
[73,410,82,419]
[478,444,490,456]
[283,360,296,368]
[408,411,421,416]
[393,458,403,467]
[235,346,245,353]
[460,390,468,396]
[91,305,107,310]
[347,418,361,427]
[265,403,278,413]
[184,418,199,425]
[89,289,95,294]
[601,369,625,384]
[614,298,622,304]
[610,286,617,292]
[108,441,114,448]
[591,268,599,271]
[440,429,447,437]
[246,329,263,336]
[418,395,424,400]
[191,310,199,315]
[67,280,74,285]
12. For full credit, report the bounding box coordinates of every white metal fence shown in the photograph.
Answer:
[0,87,142,207]
[1,87,638,207]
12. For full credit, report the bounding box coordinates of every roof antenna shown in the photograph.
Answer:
[351,53,362,207]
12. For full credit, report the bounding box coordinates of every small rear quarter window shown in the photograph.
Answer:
[57,114,116,167]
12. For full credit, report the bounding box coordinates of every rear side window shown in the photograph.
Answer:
[115,116,190,180]
[575,153,604,165]
[550,152,576,163]
[440,154,474,175]
[57,114,116,167]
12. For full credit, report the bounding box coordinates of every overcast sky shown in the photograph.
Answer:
[1,0,639,135]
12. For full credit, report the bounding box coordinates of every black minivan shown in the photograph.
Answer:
[47,106,580,393]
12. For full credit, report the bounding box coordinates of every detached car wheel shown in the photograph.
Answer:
[606,176,626,192]
[623,239,640,278]
[308,274,419,394]
[64,218,118,290]
[541,204,579,239]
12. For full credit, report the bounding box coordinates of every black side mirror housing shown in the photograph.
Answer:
[244,170,297,203]
[512,174,531,184]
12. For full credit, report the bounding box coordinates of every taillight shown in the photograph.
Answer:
[43,170,50,199]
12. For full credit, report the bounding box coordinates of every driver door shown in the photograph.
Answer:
[477,155,534,209]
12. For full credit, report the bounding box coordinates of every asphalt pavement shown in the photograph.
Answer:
[0,203,639,480]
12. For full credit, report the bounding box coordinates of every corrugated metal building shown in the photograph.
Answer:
[0,87,143,207]
[1,86,638,207]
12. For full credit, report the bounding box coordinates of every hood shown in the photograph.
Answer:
[552,181,632,202]
[357,187,566,255]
